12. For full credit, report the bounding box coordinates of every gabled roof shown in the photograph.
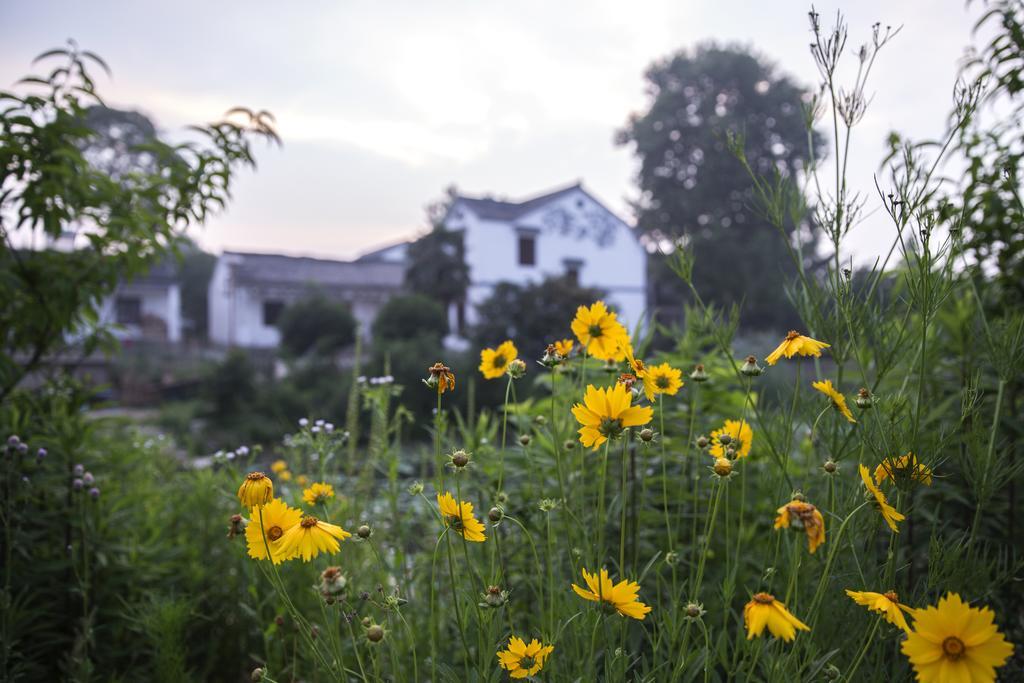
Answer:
[450,181,585,221]
[222,251,403,288]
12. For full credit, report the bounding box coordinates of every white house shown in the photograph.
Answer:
[97,260,182,343]
[208,251,404,348]
[441,182,647,336]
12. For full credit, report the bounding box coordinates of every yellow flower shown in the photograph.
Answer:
[571,301,630,362]
[845,589,915,633]
[812,379,856,423]
[646,362,683,398]
[497,636,554,679]
[572,567,651,620]
[275,515,351,562]
[554,338,574,357]
[479,340,518,379]
[774,499,826,554]
[270,459,288,474]
[296,474,310,487]
[245,497,302,564]
[765,330,830,365]
[571,383,653,450]
[708,419,753,458]
[237,472,273,508]
[743,592,810,641]
[437,491,486,542]
[426,362,455,394]
[875,453,933,487]
[279,470,293,482]
[302,482,335,506]
[859,464,905,533]
[901,593,1013,683]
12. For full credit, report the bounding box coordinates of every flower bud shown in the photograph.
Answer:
[366,624,385,643]
[357,525,372,539]
[72,478,84,491]
[449,449,471,469]
[6,435,20,449]
[227,514,245,539]
[506,358,527,379]
[855,388,873,409]
[518,434,531,447]
[83,472,95,486]
[481,585,510,608]
[823,459,838,474]
[639,428,655,443]
[16,443,27,456]
[740,355,763,377]
[696,436,709,449]
[713,457,732,477]
[408,481,424,495]
[823,664,841,680]
[275,616,285,627]
[361,617,372,628]
[250,667,266,682]
[36,447,47,460]
[563,439,576,450]
[717,433,733,446]
[73,464,85,477]
[690,364,709,383]
[684,602,706,619]
[488,506,504,523]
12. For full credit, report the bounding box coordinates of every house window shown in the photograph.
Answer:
[115,296,142,325]
[564,259,583,285]
[518,233,536,266]
[262,300,285,326]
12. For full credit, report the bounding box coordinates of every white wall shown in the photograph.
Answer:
[448,186,647,330]
[98,281,182,342]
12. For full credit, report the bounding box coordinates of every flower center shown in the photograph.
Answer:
[300,516,319,528]
[588,323,603,338]
[446,514,465,531]
[493,354,506,368]
[752,592,775,604]
[883,591,899,602]
[519,655,536,669]
[785,330,800,340]
[656,375,670,389]
[942,636,965,661]
[598,417,624,438]
[247,472,266,481]
[267,526,284,541]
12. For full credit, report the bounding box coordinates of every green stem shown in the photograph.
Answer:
[846,617,882,682]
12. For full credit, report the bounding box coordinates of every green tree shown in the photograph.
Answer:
[372,293,447,342]
[617,44,823,330]
[473,275,605,360]
[0,45,277,402]
[404,189,469,309]
[178,241,217,341]
[277,295,357,357]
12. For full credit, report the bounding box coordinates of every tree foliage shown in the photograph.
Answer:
[617,44,823,330]
[473,276,605,360]
[276,295,357,358]
[404,224,469,309]
[0,45,277,401]
[372,293,447,343]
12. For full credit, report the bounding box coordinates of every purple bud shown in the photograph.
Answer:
[73,464,85,477]
[16,443,28,456]
[83,472,95,485]
[21,476,29,485]
[299,418,309,427]
[88,487,100,500]
[72,478,84,491]
[36,448,47,460]
[6,435,20,448]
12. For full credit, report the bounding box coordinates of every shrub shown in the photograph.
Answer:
[372,293,447,342]
[277,296,357,357]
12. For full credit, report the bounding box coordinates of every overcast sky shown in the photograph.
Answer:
[1,1,981,265]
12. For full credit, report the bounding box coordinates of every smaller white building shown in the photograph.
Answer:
[442,182,647,334]
[208,251,404,348]
[98,260,182,343]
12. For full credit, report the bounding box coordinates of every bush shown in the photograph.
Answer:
[277,296,357,357]
[372,293,447,342]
